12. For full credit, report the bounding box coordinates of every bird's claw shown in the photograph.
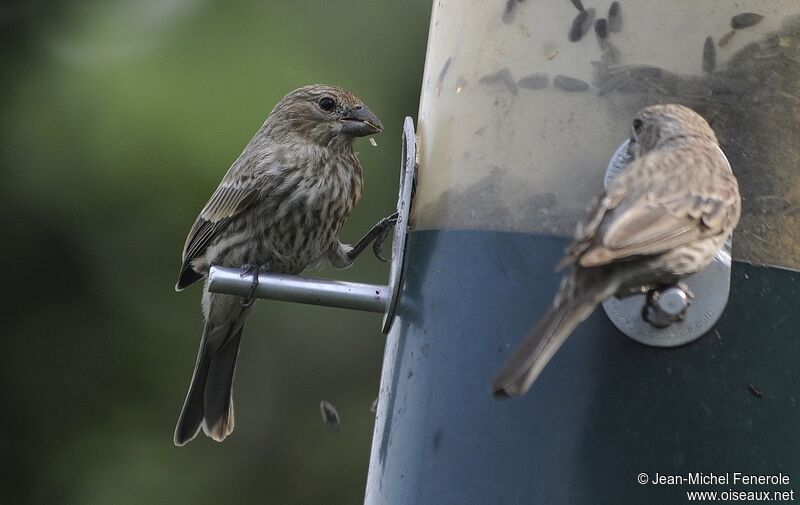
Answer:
[371,213,398,262]
[239,263,269,307]
[348,211,399,263]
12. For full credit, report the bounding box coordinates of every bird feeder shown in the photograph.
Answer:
[362,1,800,504]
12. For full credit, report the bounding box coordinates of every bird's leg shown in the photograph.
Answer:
[239,262,271,307]
[347,211,399,263]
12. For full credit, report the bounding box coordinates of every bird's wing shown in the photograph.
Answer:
[557,189,625,270]
[176,158,261,290]
[562,147,736,269]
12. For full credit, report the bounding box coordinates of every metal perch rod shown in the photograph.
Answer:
[207,266,389,313]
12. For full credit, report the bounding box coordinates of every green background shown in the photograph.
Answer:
[1,0,430,503]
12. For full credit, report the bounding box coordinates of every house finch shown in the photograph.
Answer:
[174,84,384,445]
[492,104,741,398]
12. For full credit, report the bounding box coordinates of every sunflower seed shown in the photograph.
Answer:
[595,18,609,44]
[518,73,549,89]
[554,74,590,92]
[602,40,622,64]
[436,56,452,96]
[503,0,522,24]
[719,31,736,47]
[732,12,764,30]
[569,0,585,12]
[608,1,622,32]
[703,36,716,72]
[748,384,763,398]
[479,67,518,95]
[569,8,595,42]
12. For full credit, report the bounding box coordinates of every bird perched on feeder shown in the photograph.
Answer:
[174,84,392,445]
[492,104,741,398]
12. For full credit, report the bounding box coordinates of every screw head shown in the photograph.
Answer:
[655,287,689,316]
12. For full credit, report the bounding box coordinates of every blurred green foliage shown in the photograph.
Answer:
[0,0,430,503]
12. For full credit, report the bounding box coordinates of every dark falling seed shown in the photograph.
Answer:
[608,1,622,32]
[518,73,549,89]
[731,12,764,30]
[702,36,716,72]
[569,7,596,42]
[569,0,585,12]
[320,400,340,433]
[718,30,735,47]
[748,384,763,398]
[554,74,590,92]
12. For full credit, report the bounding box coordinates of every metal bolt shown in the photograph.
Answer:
[653,287,689,316]
[643,285,692,328]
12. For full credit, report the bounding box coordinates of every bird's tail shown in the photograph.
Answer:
[491,272,616,398]
[174,316,245,446]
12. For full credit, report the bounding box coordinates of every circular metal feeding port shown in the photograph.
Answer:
[601,139,733,347]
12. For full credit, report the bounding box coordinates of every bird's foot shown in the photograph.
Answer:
[371,212,398,262]
[239,263,270,307]
[348,211,399,263]
[676,281,694,300]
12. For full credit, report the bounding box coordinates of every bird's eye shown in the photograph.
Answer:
[319,97,336,112]
[632,118,644,133]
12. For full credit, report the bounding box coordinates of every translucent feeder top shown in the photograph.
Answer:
[412,0,800,270]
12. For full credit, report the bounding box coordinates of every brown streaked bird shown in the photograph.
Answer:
[174,84,384,445]
[492,104,741,398]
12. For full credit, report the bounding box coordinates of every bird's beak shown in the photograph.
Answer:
[341,105,383,137]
